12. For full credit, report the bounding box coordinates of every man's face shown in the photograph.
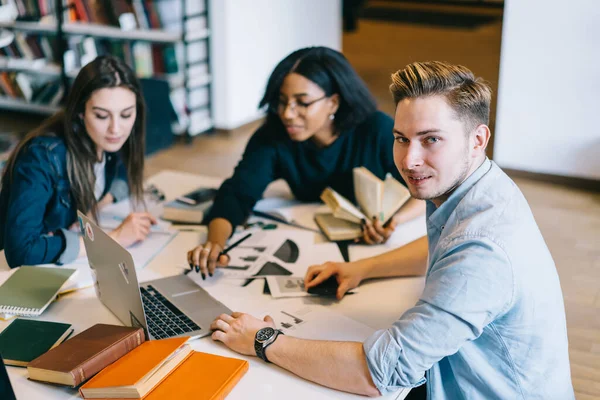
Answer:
[393,95,482,207]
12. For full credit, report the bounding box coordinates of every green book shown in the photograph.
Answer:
[0,266,76,318]
[0,319,73,367]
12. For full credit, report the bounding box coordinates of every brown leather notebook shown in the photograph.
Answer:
[86,351,249,400]
[27,324,144,387]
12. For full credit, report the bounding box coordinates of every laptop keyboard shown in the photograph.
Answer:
[140,285,201,339]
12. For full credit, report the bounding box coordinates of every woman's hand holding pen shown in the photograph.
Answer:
[187,233,252,280]
[187,218,234,280]
[109,212,157,248]
[187,241,230,280]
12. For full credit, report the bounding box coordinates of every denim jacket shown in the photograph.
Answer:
[363,159,574,400]
[0,135,128,268]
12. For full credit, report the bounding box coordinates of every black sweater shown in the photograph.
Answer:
[207,111,406,228]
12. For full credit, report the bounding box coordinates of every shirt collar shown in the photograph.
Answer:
[427,157,492,230]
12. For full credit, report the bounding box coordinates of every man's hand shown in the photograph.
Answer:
[211,312,276,356]
[359,216,398,245]
[304,261,370,300]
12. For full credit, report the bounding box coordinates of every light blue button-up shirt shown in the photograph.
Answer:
[364,159,574,399]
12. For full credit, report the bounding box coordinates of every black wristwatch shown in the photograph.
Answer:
[254,327,284,363]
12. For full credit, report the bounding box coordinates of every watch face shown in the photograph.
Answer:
[256,327,276,342]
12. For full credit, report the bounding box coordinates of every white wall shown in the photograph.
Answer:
[494,0,600,179]
[209,0,342,130]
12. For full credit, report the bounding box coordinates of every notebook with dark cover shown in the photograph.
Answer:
[27,324,145,387]
[0,319,73,367]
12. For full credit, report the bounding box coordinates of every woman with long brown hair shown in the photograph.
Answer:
[0,55,155,268]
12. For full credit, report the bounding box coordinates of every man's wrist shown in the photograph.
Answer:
[255,328,284,362]
[263,332,285,363]
[356,259,375,281]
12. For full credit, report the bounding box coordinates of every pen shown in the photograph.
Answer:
[186,233,253,277]
[220,233,252,256]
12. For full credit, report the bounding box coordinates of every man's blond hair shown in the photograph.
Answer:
[390,61,492,132]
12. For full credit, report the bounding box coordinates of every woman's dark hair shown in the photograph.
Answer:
[1,55,146,219]
[259,46,377,134]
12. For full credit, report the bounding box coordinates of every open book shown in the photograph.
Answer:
[316,167,411,241]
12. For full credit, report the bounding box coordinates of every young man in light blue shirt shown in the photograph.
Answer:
[209,61,574,399]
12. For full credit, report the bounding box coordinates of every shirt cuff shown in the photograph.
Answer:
[109,179,129,203]
[363,329,426,394]
[56,228,80,264]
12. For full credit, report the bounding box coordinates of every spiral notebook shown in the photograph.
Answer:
[0,266,76,319]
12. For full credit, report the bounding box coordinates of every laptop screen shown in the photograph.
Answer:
[0,356,16,400]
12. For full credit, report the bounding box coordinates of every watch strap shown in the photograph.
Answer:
[255,329,284,363]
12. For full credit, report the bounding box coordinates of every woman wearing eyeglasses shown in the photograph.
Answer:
[187,46,424,277]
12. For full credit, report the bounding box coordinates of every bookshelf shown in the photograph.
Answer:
[0,0,213,138]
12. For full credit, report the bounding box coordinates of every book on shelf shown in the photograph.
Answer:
[316,167,412,241]
[60,0,181,79]
[27,324,145,387]
[0,62,63,106]
[0,319,73,367]
[0,0,212,132]
[1,35,58,64]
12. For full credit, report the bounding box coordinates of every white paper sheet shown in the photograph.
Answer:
[253,198,328,232]
[348,215,427,262]
[221,230,342,279]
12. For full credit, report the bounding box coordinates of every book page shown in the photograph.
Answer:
[315,213,362,241]
[321,188,366,224]
[353,167,384,221]
[382,174,412,223]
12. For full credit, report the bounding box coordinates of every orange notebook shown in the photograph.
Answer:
[86,351,249,400]
[80,337,191,399]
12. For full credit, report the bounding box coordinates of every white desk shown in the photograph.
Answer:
[2,170,426,400]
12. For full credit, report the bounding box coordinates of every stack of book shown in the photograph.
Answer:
[315,167,412,241]
[79,336,248,399]
[21,324,248,398]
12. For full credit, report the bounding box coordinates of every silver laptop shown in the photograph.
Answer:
[77,211,231,340]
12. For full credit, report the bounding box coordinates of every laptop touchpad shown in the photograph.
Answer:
[150,276,231,322]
